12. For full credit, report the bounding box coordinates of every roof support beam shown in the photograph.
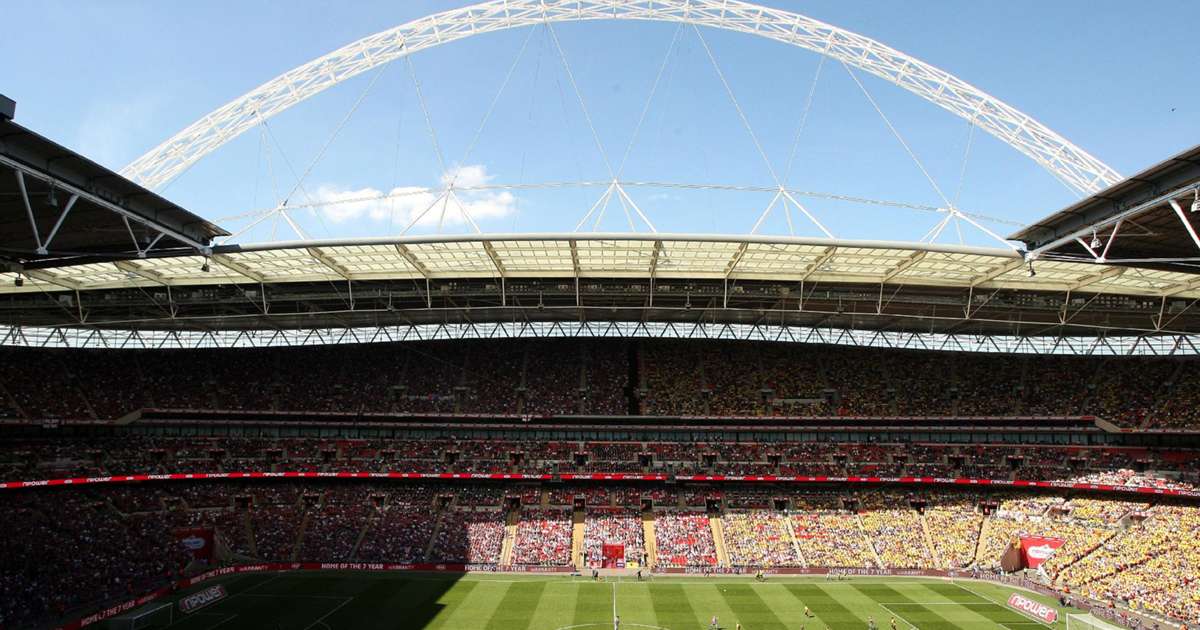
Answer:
[568,240,581,278]
[40,194,80,253]
[1067,266,1125,292]
[1160,276,1200,298]
[800,246,838,282]
[970,258,1024,287]
[724,242,749,279]
[113,260,171,286]
[481,241,506,277]
[1168,199,1200,252]
[13,170,43,253]
[394,244,430,279]
[880,250,926,284]
[649,240,663,279]
[306,247,352,280]
[22,269,80,290]
[211,255,265,283]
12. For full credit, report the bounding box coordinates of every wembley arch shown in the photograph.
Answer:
[121,0,1121,197]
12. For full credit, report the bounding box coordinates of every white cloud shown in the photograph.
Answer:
[310,165,516,229]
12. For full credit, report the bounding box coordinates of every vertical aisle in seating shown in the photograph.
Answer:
[642,510,658,569]
[571,507,586,569]
[709,512,730,568]
[919,511,943,568]
[499,508,520,567]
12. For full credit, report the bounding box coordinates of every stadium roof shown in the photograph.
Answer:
[4,233,1198,297]
[3,234,1200,344]
[1012,143,1200,274]
[0,116,227,268]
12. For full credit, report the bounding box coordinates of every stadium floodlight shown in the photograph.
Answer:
[1191,190,1199,213]
[14,274,23,287]
[1028,261,1037,277]
[46,186,57,208]
[200,258,210,273]
[1089,231,1102,249]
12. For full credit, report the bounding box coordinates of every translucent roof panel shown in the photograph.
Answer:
[574,239,657,275]
[404,241,496,276]
[1,236,1197,302]
[317,245,419,279]
[489,240,574,275]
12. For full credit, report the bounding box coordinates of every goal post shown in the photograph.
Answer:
[106,602,174,629]
[1066,613,1126,630]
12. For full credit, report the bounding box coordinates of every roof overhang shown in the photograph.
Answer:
[0,117,227,268]
[1012,144,1200,272]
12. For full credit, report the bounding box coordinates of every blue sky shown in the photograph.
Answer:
[3,0,1198,246]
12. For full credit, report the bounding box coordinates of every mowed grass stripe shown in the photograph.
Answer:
[525,581,579,629]
[484,581,548,630]
[921,582,985,603]
[421,578,480,629]
[617,580,662,628]
[648,583,702,629]
[717,584,789,630]
[427,579,505,630]
[683,583,739,628]
[574,582,612,627]
[783,583,866,629]
[325,577,448,629]
[852,584,960,630]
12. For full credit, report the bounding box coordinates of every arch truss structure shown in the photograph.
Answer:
[3,321,1199,356]
[121,0,1120,199]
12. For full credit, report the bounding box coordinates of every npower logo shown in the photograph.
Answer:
[179,585,228,614]
[1007,593,1058,623]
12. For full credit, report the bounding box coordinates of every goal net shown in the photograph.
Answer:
[107,602,173,629]
[1066,613,1126,630]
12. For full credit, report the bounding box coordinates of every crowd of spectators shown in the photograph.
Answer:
[584,509,645,565]
[1064,505,1200,623]
[923,493,984,568]
[429,508,505,564]
[721,510,798,567]
[6,341,1200,428]
[858,492,935,569]
[654,510,718,567]
[511,508,573,566]
[5,437,1196,501]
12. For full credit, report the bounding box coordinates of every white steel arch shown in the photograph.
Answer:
[121,0,1121,197]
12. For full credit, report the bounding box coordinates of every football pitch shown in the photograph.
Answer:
[155,572,1067,630]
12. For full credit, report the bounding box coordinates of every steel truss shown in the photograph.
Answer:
[2,321,1196,355]
[121,0,1119,197]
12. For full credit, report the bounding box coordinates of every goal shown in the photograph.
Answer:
[107,602,174,629]
[1066,613,1126,630]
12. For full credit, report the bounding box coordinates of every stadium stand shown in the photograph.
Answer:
[6,341,1200,429]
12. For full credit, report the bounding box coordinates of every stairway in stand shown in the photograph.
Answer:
[709,514,731,568]
[919,512,943,568]
[972,516,992,567]
[782,514,807,566]
[856,513,885,569]
[642,511,658,568]
[571,508,586,569]
[499,509,520,567]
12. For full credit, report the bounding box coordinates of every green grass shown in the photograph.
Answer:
[143,572,1074,630]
